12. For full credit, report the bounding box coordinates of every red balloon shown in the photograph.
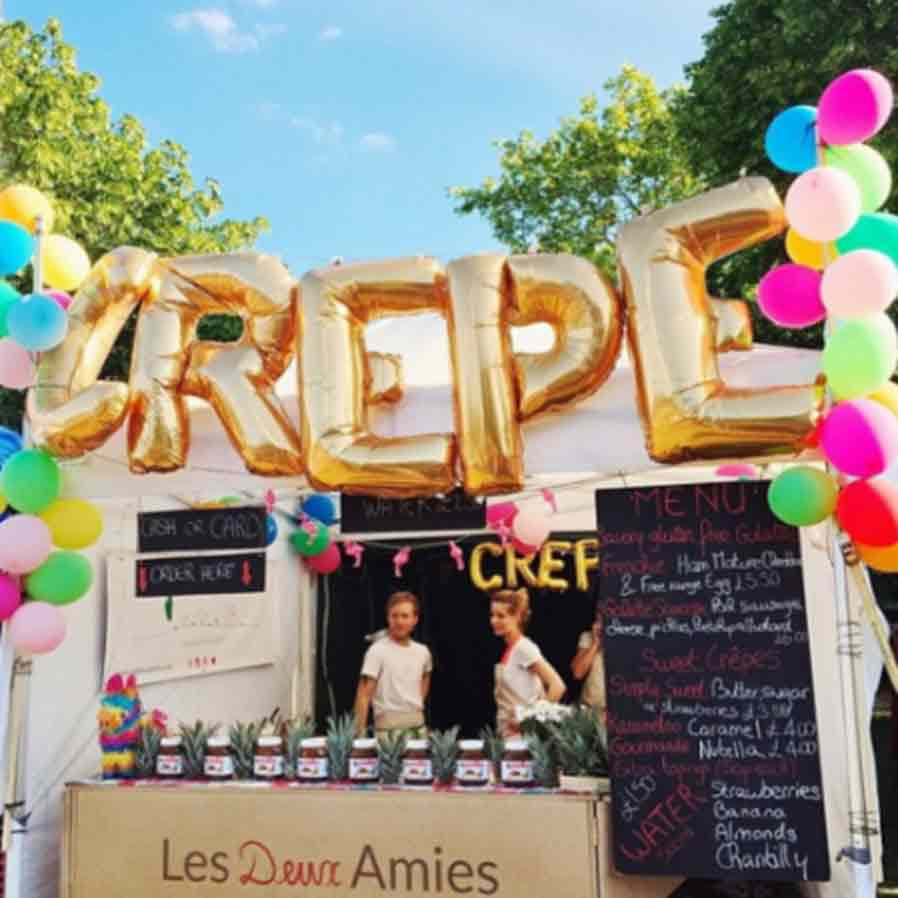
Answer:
[836,478,898,546]
[306,542,341,574]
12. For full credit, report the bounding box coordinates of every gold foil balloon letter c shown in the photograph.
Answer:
[617,177,822,463]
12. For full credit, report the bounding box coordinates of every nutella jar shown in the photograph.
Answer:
[401,739,433,786]
[254,735,285,779]
[204,736,234,780]
[297,737,329,782]
[455,739,490,787]
[156,736,184,779]
[348,738,379,783]
[501,739,534,788]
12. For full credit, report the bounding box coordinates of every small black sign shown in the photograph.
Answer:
[135,552,266,597]
[596,481,829,883]
[340,490,486,534]
[137,506,267,553]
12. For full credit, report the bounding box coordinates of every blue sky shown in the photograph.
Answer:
[17,1,717,272]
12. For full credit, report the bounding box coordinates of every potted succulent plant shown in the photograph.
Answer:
[550,706,609,793]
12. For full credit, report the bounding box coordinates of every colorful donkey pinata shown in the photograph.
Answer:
[97,673,166,779]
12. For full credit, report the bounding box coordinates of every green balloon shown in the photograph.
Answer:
[289,521,329,557]
[825,144,892,213]
[25,551,93,605]
[836,212,898,267]
[1,448,61,513]
[823,315,898,399]
[0,282,21,339]
[768,467,838,527]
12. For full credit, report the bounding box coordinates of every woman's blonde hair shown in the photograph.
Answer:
[489,588,531,629]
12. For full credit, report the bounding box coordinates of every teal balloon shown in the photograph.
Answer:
[836,213,898,267]
[1,448,61,513]
[823,315,898,399]
[0,282,21,338]
[0,222,33,276]
[6,293,68,351]
[25,551,93,605]
[289,521,329,557]
[768,467,838,527]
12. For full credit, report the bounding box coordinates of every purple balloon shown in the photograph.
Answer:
[819,69,893,145]
[757,264,825,328]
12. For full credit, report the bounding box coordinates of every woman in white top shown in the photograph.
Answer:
[490,588,566,739]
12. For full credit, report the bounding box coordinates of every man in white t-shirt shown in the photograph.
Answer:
[571,602,606,720]
[354,591,432,737]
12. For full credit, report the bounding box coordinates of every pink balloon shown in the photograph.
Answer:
[757,264,825,328]
[0,337,34,390]
[486,502,518,527]
[819,69,893,146]
[821,398,898,477]
[512,537,539,556]
[0,515,52,574]
[785,167,861,242]
[0,573,21,621]
[8,601,66,654]
[46,290,72,311]
[307,542,341,574]
[512,510,551,549]
[821,250,898,318]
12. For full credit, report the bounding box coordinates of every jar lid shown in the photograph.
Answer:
[504,738,530,752]
[207,736,229,748]
[257,735,283,748]
[405,739,429,750]
[160,736,182,748]
[353,738,377,749]
[459,739,484,750]
[301,737,326,748]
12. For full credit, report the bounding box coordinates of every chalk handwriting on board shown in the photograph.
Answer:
[596,482,829,882]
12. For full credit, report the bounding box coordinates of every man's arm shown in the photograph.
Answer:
[571,636,599,680]
[421,672,431,702]
[354,676,377,735]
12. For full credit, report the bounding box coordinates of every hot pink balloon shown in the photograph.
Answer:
[785,167,861,242]
[307,542,341,574]
[0,337,34,390]
[512,510,551,550]
[46,290,72,311]
[486,502,518,527]
[757,264,825,327]
[0,573,21,621]
[819,69,893,146]
[8,601,66,654]
[512,537,539,556]
[821,249,898,318]
[0,514,52,574]
[821,398,898,477]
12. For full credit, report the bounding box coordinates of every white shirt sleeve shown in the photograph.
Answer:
[516,637,544,670]
[422,646,433,674]
[360,642,382,680]
[577,630,594,651]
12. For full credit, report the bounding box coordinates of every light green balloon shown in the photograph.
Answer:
[825,144,892,213]
[768,467,838,527]
[1,448,61,514]
[836,212,898,268]
[25,551,93,606]
[823,314,898,399]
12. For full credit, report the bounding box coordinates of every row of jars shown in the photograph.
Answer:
[157,735,535,788]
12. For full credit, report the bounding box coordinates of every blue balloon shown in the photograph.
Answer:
[6,293,68,351]
[0,222,34,276]
[301,493,336,526]
[265,514,278,546]
[765,105,818,173]
[0,428,23,469]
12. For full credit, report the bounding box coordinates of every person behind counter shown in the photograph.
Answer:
[490,587,565,739]
[354,591,432,738]
[571,600,606,720]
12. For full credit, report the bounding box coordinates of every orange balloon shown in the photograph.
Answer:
[857,540,898,572]
[0,185,54,233]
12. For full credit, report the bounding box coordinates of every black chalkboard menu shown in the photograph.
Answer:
[595,481,829,882]
[138,506,267,553]
[341,489,486,534]
[136,551,266,597]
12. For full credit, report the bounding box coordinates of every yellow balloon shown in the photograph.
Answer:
[0,185,55,233]
[785,229,838,271]
[868,382,898,419]
[40,498,103,549]
[857,541,898,573]
[42,234,91,291]
[0,493,7,514]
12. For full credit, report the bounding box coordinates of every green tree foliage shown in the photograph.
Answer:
[674,0,898,346]
[449,66,703,279]
[0,19,268,425]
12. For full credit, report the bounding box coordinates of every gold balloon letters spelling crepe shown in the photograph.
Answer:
[470,539,598,593]
[618,177,823,463]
